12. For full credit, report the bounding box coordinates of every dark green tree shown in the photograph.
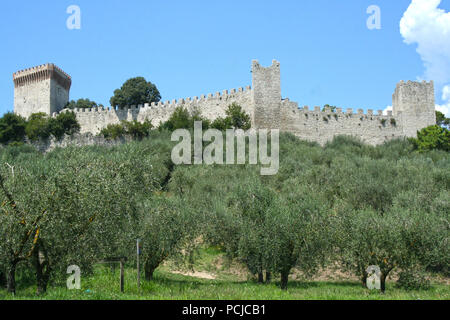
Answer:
[0,112,27,144]
[110,77,161,108]
[410,125,450,152]
[211,103,251,131]
[47,111,80,140]
[25,113,51,141]
[436,111,450,128]
[159,107,210,131]
[65,98,101,109]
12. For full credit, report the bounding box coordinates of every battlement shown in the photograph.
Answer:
[63,85,252,115]
[296,105,389,116]
[14,60,435,145]
[13,63,71,90]
[392,79,435,137]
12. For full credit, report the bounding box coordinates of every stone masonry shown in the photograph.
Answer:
[13,60,436,145]
[14,64,71,119]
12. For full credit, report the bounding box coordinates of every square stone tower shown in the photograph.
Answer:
[252,60,282,129]
[392,80,436,137]
[13,64,71,119]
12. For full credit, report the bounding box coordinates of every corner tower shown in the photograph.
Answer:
[13,64,71,119]
[392,80,436,137]
[251,60,282,129]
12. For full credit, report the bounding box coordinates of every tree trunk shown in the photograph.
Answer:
[0,270,6,288]
[6,263,17,294]
[361,272,368,288]
[258,272,264,284]
[32,244,51,295]
[35,262,50,295]
[380,273,386,294]
[36,273,48,295]
[144,262,156,281]
[265,271,271,284]
[280,271,289,290]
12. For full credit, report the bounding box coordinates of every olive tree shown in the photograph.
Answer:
[138,196,200,281]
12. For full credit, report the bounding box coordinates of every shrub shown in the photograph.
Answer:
[410,125,450,152]
[47,111,80,140]
[211,103,251,131]
[211,117,233,131]
[100,120,153,139]
[100,123,126,139]
[390,118,397,126]
[396,270,431,290]
[25,113,51,141]
[123,120,153,139]
[65,98,101,109]
[159,107,210,131]
[0,112,27,144]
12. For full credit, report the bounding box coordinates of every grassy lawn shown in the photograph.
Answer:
[1,247,449,300]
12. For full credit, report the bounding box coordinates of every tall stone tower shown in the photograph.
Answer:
[392,80,436,137]
[13,64,71,119]
[252,60,282,129]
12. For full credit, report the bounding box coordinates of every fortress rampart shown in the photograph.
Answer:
[14,60,436,145]
[63,85,253,134]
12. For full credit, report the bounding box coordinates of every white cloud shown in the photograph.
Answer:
[400,0,450,86]
[442,85,450,102]
[383,106,392,115]
[435,85,450,117]
[436,104,450,117]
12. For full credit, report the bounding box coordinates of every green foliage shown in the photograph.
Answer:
[390,118,397,126]
[139,196,201,280]
[159,107,210,131]
[65,98,101,110]
[211,103,251,131]
[0,130,448,296]
[100,123,126,140]
[0,134,175,293]
[125,120,152,138]
[0,112,27,144]
[410,125,450,152]
[396,270,431,290]
[110,77,161,109]
[322,104,337,112]
[25,113,51,141]
[46,111,80,140]
[100,120,153,139]
[0,111,81,144]
[436,111,449,128]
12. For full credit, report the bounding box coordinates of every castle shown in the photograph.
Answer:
[13,60,436,145]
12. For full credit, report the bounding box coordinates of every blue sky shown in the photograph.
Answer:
[1,0,449,116]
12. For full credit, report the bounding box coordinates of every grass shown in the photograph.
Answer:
[1,247,449,300]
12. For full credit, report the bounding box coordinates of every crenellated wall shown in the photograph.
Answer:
[280,101,404,145]
[61,86,253,135]
[17,60,436,146]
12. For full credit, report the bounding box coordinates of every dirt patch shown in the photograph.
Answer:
[171,270,216,280]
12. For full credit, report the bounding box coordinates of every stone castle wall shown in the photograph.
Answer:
[15,60,436,146]
[65,86,253,134]
[280,101,404,145]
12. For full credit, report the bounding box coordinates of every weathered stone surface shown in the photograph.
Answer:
[13,61,436,146]
[14,64,71,119]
